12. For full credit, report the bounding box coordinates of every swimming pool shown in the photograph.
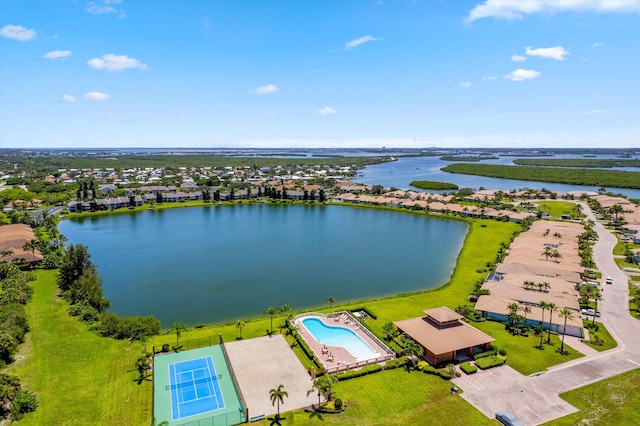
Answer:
[301,317,378,360]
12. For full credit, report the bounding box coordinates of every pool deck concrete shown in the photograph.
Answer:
[224,334,316,420]
[294,312,394,373]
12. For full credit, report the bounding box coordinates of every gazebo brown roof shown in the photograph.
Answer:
[395,307,495,357]
[423,306,463,325]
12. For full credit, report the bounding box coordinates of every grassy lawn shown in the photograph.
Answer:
[545,368,640,425]
[629,281,640,321]
[582,320,617,351]
[534,201,582,219]
[254,368,494,426]
[4,270,151,425]
[471,320,583,376]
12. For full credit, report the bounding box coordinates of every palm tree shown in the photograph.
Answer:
[269,384,288,417]
[403,338,425,367]
[538,301,549,348]
[519,305,531,324]
[264,306,280,335]
[23,238,38,263]
[558,308,574,355]
[307,375,337,408]
[236,320,246,340]
[170,322,187,349]
[541,246,553,261]
[506,302,522,335]
[327,296,336,307]
[0,249,14,261]
[546,303,557,344]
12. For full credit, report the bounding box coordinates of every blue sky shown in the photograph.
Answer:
[1,0,639,149]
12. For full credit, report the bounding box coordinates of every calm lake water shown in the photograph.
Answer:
[59,205,468,327]
[355,156,640,199]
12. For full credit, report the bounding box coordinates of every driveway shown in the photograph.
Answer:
[452,203,640,425]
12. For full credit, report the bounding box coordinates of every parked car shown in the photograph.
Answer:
[581,308,600,317]
[605,276,613,285]
[495,411,524,426]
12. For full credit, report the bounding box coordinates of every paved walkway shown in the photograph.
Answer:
[452,204,640,425]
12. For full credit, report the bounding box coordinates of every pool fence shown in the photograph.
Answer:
[294,311,395,374]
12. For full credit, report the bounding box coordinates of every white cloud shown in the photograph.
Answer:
[482,75,499,80]
[504,68,541,81]
[511,54,526,62]
[459,82,472,88]
[43,50,72,60]
[0,24,36,41]
[83,91,110,101]
[316,107,336,115]
[525,46,569,60]
[86,0,124,16]
[61,95,76,103]
[88,54,148,71]
[252,84,279,95]
[592,41,604,47]
[466,0,640,22]
[344,35,380,50]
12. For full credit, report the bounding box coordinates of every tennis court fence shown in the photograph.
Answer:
[174,410,246,426]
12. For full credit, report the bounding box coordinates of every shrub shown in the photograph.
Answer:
[161,343,170,353]
[382,357,407,370]
[335,364,382,381]
[416,361,455,379]
[334,398,343,410]
[498,348,507,356]
[460,362,477,375]
[475,355,506,370]
[98,313,161,339]
[473,345,498,360]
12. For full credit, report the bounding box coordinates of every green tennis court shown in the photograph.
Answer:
[153,345,246,425]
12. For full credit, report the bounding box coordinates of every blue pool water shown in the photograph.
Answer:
[302,317,378,360]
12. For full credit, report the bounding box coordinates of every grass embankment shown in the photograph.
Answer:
[4,270,151,426]
[514,158,640,168]
[471,320,582,376]
[534,201,582,219]
[545,369,640,425]
[255,368,493,426]
[441,163,640,190]
[582,321,617,352]
[409,180,459,190]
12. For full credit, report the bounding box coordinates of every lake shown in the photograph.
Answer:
[59,204,468,327]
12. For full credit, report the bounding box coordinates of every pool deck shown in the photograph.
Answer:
[295,312,394,374]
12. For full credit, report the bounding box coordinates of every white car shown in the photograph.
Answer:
[581,308,600,317]
[605,276,613,285]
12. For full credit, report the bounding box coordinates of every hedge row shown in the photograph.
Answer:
[335,364,382,381]
[290,328,316,362]
[473,345,498,360]
[416,361,455,379]
[475,355,506,370]
[460,362,477,375]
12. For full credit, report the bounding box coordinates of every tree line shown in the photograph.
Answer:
[57,244,160,339]
[0,263,38,421]
[441,163,640,190]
